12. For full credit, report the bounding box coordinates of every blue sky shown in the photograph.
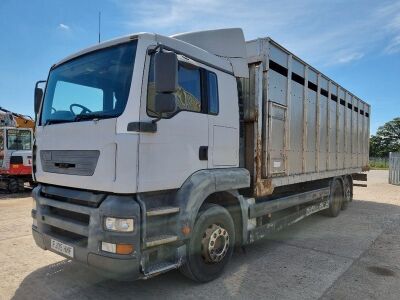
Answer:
[0,0,399,134]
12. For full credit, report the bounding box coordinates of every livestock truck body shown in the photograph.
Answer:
[31,28,370,282]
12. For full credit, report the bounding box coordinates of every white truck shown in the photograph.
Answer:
[32,28,370,282]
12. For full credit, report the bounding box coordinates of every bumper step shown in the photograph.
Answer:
[144,261,179,278]
[145,234,178,248]
[146,206,180,217]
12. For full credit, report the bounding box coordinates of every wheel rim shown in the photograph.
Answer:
[345,185,351,202]
[201,224,230,263]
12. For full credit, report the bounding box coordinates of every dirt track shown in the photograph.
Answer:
[1,170,400,299]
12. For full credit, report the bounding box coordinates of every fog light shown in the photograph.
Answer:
[101,242,116,253]
[104,217,134,232]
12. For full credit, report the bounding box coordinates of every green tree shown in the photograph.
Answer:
[370,117,400,157]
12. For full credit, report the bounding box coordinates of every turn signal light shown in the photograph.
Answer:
[101,242,134,255]
[116,244,134,255]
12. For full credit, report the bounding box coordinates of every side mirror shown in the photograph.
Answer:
[34,87,43,115]
[154,51,178,93]
[34,80,46,115]
[154,94,177,114]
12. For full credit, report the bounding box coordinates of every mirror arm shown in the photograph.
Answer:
[151,113,162,124]
[147,43,163,56]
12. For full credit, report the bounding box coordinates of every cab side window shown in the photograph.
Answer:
[147,55,219,117]
[207,72,219,115]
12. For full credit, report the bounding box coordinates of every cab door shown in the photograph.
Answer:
[137,53,209,193]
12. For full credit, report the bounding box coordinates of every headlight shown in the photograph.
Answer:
[32,199,37,210]
[104,217,134,232]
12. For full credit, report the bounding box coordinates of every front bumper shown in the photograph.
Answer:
[31,185,142,280]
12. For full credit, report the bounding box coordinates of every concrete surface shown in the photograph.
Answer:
[1,170,400,299]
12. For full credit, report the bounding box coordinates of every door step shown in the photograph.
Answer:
[146,206,180,217]
[144,261,179,278]
[145,234,178,248]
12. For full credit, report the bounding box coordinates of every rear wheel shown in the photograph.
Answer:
[324,179,344,217]
[180,204,235,282]
[17,179,25,192]
[7,178,19,193]
[341,176,352,210]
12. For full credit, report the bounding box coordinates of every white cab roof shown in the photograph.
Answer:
[52,29,249,77]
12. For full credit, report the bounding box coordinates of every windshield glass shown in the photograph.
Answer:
[40,40,137,125]
[6,129,32,151]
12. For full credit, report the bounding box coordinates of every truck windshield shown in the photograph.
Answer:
[40,40,137,125]
[7,129,32,151]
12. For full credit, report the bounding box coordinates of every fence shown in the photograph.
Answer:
[389,152,400,185]
[369,157,389,169]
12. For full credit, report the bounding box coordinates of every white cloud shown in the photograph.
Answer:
[58,23,70,30]
[380,1,400,54]
[337,52,364,64]
[115,0,400,66]
[385,35,400,54]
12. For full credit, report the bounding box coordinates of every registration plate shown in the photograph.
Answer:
[51,239,74,258]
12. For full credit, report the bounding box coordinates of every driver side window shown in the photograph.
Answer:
[147,56,202,118]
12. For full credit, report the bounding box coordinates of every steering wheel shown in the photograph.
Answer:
[69,104,92,115]
[51,107,56,113]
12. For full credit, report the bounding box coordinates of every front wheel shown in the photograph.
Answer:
[180,204,235,282]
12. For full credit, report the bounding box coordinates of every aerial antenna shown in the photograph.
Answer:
[98,11,101,43]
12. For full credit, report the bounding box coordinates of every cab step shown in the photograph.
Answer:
[146,206,180,217]
[144,261,179,278]
[145,234,178,248]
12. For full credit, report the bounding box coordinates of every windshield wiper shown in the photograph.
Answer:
[74,113,115,122]
[44,119,74,125]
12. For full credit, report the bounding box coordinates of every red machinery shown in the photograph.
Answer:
[0,107,34,192]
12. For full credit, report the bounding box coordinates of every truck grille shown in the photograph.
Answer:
[40,150,100,176]
[38,187,95,247]
[48,206,90,225]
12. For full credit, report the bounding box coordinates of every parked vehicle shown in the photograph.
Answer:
[0,108,34,192]
[31,28,370,282]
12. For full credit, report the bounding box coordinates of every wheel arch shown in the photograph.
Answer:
[203,190,248,246]
[175,168,250,242]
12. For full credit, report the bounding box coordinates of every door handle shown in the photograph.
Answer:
[199,146,208,161]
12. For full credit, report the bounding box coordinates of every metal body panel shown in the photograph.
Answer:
[244,38,370,196]
[389,152,400,185]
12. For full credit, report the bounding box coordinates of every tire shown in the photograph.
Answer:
[7,178,19,193]
[17,179,25,192]
[323,179,344,217]
[180,203,235,282]
[341,176,352,210]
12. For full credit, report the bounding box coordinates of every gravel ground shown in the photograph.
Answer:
[1,170,400,299]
